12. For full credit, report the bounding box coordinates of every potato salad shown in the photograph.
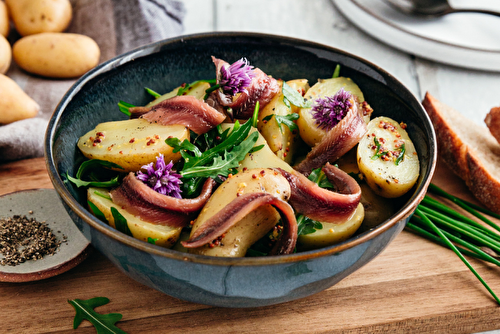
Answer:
[68,57,420,257]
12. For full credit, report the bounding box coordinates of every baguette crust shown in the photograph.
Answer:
[485,107,500,144]
[422,92,500,214]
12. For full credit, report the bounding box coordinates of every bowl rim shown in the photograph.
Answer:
[45,31,437,266]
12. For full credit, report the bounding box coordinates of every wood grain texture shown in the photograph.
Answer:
[1,157,500,333]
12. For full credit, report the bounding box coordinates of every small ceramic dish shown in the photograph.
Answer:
[0,189,91,282]
[45,32,436,307]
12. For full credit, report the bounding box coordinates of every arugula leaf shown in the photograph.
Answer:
[67,174,121,188]
[332,64,341,78]
[181,131,259,179]
[177,79,216,96]
[282,81,313,108]
[248,144,265,154]
[165,137,202,162]
[307,167,333,189]
[68,297,127,334]
[118,101,135,117]
[181,177,206,198]
[263,113,299,133]
[145,87,161,98]
[76,159,124,179]
[87,201,108,223]
[147,237,158,245]
[94,191,112,201]
[111,207,132,237]
[395,143,406,166]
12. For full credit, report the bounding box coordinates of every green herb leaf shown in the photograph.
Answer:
[332,64,341,78]
[177,79,217,96]
[111,207,132,237]
[166,137,202,161]
[93,191,112,201]
[145,87,161,98]
[67,174,121,188]
[297,215,323,236]
[263,113,299,133]
[282,81,313,108]
[87,201,107,223]
[117,101,135,117]
[248,144,265,154]
[68,297,128,334]
[147,237,158,245]
[395,143,406,165]
[371,136,388,160]
[76,159,124,179]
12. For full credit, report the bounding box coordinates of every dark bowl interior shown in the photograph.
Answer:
[45,32,436,307]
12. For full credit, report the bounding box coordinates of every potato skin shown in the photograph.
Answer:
[78,118,189,173]
[0,1,9,37]
[13,32,100,78]
[6,0,72,36]
[0,34,10,74]
[0,74,39,124]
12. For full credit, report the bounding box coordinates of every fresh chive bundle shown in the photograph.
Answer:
[407,183,500,305]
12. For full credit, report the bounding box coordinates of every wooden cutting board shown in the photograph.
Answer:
[1,157,500,334]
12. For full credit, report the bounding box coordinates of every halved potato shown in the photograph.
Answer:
[87,187,181,248]
[78,118,189,172]
[298,77,365,147]
[145,81,210,107]
[258,79,308,164]
[357,116,419,198]
[188,168,291,257]
[297,203,364,251]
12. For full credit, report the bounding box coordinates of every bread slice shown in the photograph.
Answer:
[485,107,500,144]
[422,92,500,214]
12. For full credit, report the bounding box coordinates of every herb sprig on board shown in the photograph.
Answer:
[407,183,500,305]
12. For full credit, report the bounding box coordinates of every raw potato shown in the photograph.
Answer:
[6,0,72,36]
[298,77,365,147]
[0,1,9,37]
[189,168,291,257]
[146,81,210,107]
[0,74,39,124]
[218,124,294,173]
[297,203,364,251]
[88,188,181,248]
[258,79,308,164]
[78,118,189,172]
[357,117,419,198]
[13,33,100,78]
[0,34,10,74]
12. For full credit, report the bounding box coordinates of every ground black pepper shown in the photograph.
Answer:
[0,215,66,266]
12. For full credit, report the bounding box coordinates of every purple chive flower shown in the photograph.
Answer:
[311,88,353,131]
[136,154,183,198]
[219,58,255,96]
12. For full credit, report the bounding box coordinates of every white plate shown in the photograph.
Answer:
[332,0,500,72]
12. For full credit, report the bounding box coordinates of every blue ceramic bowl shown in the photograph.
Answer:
[45,32,436,308]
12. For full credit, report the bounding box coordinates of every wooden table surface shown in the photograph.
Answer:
[1,157,500,334]
[3,1,500,333]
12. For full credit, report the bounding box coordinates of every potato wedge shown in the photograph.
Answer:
[88,188,181,248]
[298,77,365,147]
[145,81,210,107]
[357,117,419,198]
[189,168,291,257]
[258,79,308,164]
[78,118,189,172]
[297,203,364,251]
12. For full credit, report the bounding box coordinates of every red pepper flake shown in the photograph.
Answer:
[154,135,160,139]
[242,167,248,172]
[228,174,233,178]
[89,136,94,141]
[129,138,135,143]
[96,132,104,137]
[263,120,268,124]
[189,220,194,225]
[400,122,407,129]
[215,136,221,140]
[146,139,155,146]
[260,170,265,176]
[252,174,257,179]
[283,152,288,157]
[394,179,399,183]
[119,151,123,154]
[285,147,290,152]
[209,243,215,248]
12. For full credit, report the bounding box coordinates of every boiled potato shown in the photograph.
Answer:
[6,0,72,36]
[189,168,291,257]
[218,124,294,173]
[13,33,100,78]
[0,74,39,124]
[0,34,10,74]
[258,79,307,164]
[88,188,181,248]
[78,118,189,172]
[298,77,364,147]
[146,81,210,107]
[297,203,364,251]
[0,1,9,37]
[357,117,419,198]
